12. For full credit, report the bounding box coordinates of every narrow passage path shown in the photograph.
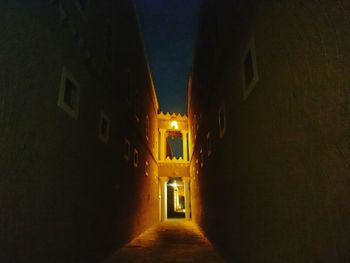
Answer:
[104,219,226,263]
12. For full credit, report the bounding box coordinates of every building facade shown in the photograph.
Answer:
[0,0,161,262]
[188,0,350,262]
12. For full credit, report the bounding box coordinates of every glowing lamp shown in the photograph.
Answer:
[171,120,179,130]
[170,182,178,188]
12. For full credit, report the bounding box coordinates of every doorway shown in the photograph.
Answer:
[167,178,185,219]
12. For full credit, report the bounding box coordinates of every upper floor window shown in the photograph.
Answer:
[243,35,259,99]
[58,66,80,120]
[145,161,149,176]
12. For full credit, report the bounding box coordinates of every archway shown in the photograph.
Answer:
[167,177,185,219]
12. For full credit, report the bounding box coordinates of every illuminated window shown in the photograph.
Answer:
[124,139,130,161]
[133,149,139,168]
[207,132,212,156]
[105,23,113,63]
[243,35,259,99]
[145,161,149,176]
[58,66,80,120]
[218,104,226,138]
[146,115,149,140]
[98,111,110,144]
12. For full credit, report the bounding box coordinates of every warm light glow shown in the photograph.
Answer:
[171,120,179,130]
[169,182,178,188]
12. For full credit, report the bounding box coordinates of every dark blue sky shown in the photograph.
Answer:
[134,0,200,114]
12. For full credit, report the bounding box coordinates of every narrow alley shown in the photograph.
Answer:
[1,1,350,263]
[104,220,225,263]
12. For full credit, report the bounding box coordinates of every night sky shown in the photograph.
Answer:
[133,0,200,114]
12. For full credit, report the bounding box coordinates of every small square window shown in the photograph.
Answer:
[58,66,80,120]
[133,149,139,168]
[218,104,226,138]
[207,132,212,157]
[124,139,130,161]
[243,35,259,99]
[98,111,110,144]
[145,161,149,176]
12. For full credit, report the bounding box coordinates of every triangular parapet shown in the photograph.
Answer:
[159,156,189,165]
[157,112,188,121]
[162,156,187,163]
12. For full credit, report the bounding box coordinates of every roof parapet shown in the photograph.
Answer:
[158,112,188,121]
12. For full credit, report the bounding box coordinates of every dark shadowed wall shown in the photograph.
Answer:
[0,1,159,262]
[189,0,350,262]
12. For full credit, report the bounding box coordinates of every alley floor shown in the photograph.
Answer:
[103,219,226,263]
